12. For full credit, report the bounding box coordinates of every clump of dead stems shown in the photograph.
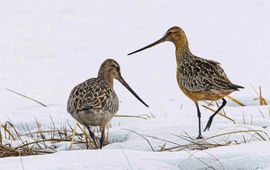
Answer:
[124,125,270,152]
[1,86,269,159]
[0,113,154,158]
[0,120,96,158]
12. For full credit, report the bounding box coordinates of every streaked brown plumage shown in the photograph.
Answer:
[128,26,243,139]
[67,58,149,149]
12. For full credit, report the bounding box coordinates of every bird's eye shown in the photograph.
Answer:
[111,64,120,71]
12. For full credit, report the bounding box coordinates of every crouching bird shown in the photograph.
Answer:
[67,58,149,148]
[128,26,243,139]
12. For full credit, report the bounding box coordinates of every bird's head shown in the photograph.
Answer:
[98,59,149,107]
[128,26,188,55]
[99,58,121,81]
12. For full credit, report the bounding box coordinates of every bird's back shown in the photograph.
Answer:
[177,55,243,101]
[67,77,119,120]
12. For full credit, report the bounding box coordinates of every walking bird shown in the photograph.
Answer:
[128,26,243,139]
[67,58,149,148]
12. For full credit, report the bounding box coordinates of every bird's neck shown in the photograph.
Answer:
[171,35,191,65]
[175,43,191,66]
[98,71,114,87]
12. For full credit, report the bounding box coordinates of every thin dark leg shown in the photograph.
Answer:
[99,128,105,149]
[195,101,203,139]
[204,98,227,131]
[87,127,98,149]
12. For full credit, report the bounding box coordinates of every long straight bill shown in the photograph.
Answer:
[119,76,149,107]
[128,37,164,55]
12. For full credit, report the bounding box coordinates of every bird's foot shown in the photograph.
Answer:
[204,117,214,132]
[196,134,204,139]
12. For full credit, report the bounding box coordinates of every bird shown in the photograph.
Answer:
[128,26,243,139]
[67,58,149,149]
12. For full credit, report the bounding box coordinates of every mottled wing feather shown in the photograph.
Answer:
[180,56,232,92]
[67,78,119,114]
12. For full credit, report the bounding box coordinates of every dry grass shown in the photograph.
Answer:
[0,121,95,158]
[226,96,245,106]
[121,85,270,153]
[120,126,269,170]
[115,113,155,119]
[5,88,47,107]
[1,86,269,161]
[0,113,154,158]
[252,85,268,105]
[202,86,270,127]
[122,126,269,152]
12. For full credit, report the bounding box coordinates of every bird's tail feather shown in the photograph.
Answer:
[228,83,244,90]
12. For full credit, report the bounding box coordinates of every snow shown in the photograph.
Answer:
[1,0,270,169]
[1,142,270,170]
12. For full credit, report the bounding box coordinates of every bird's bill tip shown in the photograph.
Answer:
[119,76,149,107]
[127,51,136,56]
[127,37,165,56]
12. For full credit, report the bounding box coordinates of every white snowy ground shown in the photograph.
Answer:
[1,0,270,169]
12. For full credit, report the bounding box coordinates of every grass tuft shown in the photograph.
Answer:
[0,120,99,158]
